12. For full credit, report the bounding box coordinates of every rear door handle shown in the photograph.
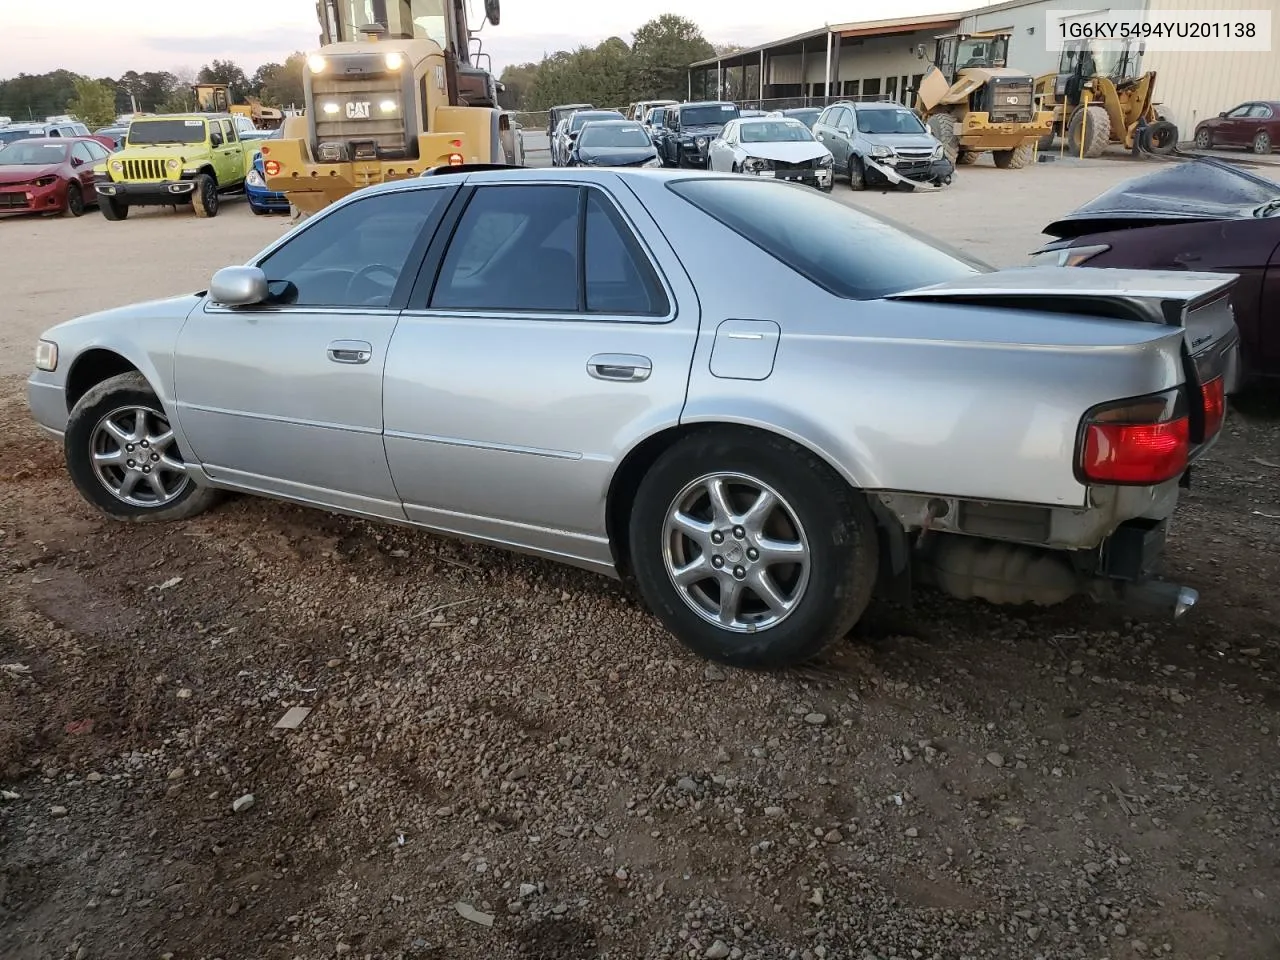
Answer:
[588,353,651,382]
[327,340,372,364]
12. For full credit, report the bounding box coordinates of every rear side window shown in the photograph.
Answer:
[668,178,984,300]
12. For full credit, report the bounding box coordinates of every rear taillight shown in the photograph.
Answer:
[1078,388,1189,486]
[1200,375,1225,438]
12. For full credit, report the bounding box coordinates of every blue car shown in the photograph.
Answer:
[245,130,288,215]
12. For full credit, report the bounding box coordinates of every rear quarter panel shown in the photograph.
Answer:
[623,175,1184,508]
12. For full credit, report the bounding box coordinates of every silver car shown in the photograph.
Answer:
[26,168,1239,668]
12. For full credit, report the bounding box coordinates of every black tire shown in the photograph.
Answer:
[1037,130,1056,152]
[992,142,1034,169]
[64,181,85,217]
[926,113,960,164]
[1142,120,1178,155]
[191,173,218,218]
[628,428,879,669]
[1253,130,1272,155]
[956,150,981,165]
[1066,105,1111,158]
[63,372,221,523]
[100,195,128,221]
[848,156,866,190]
[1194,128,1212,150]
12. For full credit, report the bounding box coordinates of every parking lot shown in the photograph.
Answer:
[2,159,1279,960]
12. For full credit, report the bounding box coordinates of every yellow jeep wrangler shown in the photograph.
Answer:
[94,114,249,220]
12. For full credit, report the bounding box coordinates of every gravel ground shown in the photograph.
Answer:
[1,161,1279,960]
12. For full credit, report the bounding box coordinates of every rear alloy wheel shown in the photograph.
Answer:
[1254,130,1272,155]
[64,181,85,217]
[1194,128,1213,150]
[629,429,879,668]
[63,372,221,522]
[191,173,219,218]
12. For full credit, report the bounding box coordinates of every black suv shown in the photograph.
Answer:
[658,101,740,168]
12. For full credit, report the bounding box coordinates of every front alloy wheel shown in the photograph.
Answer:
[89,405,189,507]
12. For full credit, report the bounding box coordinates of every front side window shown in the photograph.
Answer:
[857,108,926,135]
[669,178,984,300]
[1226,104,1252,118]
[71,142,96,165]
[129,120,206,145]
[257,187,446,307]
[429,184,667,317]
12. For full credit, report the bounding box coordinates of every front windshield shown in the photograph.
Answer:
[741,121,814,143]
[570,112,622,132]
[580,124,652,148]
[956,36,1008,68]
[857,108,926,135]
[0,140,67,164]
[128,119,206,145]
[681,104,738,126]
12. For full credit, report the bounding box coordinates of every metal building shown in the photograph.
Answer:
[689,0,1280,137]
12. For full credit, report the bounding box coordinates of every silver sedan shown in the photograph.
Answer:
[26,167,1236,667]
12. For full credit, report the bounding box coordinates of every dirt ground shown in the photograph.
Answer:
[2,162,1279,960]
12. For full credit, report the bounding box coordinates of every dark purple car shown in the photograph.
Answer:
[1032,159,1280,383]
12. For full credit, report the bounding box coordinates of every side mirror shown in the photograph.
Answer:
[70,156,83,167]
[210,266,269,306]
[1218,111,1226,118]
[210,132,223,147]
[568,131,579,140]
[484,0,500,25]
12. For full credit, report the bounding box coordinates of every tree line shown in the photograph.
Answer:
[498,14,740,111]
[0,57,306,130]
[1,12,735,130]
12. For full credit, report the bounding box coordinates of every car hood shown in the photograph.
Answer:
[0,163,60,183]
[115,144,199,161]
[1043,158,1280,238]
[577,146,658,166]
[864,133,938,151]
[739,142,831,163]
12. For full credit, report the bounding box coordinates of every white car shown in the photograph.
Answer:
[708,117,834,192]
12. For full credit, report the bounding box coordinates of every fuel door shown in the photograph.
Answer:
[709,319,781,381]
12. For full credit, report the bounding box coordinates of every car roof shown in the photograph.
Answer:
[851,101,906,110]
[582,119,642,126]
[386,166,755,197]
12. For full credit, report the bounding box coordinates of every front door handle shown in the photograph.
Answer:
[588,353,651,382]
[327,340,372,364]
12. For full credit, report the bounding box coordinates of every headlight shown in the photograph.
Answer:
[696,136,707,147]
[642,157,662,168]
[308,54,327,74]
[109,159,122,173]
[384,52,404,70]
[742,157,772,174]
[33,176,57,187]
[1027,243,1111,267]
[35,340,58,372]
[246,169,265,187]
[166,158,180,170]
[818,154,834,167]
[870,145,892,158]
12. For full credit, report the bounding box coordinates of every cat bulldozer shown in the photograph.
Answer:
[263,0,518,214]
[915,30,1054,169]
[1033,38,1177,158]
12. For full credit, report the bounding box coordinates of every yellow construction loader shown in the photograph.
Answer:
[1033,39,1177,158]
[915,31,1054,169]
[262,0,518,213]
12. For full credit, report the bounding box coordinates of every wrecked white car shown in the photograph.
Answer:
[708,117,834,191]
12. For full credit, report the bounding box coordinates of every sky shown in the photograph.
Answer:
[0,0,981,79]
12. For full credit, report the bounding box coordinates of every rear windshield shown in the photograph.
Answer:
[0,129,37,145]
[681,104,738,126]
[570,112,624,132]
[856,108,926,135]
[669,177,985,299]
[785,109,820,128]
[741,121,814,143]
[128,119,206,145]
[580,124,652,148]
